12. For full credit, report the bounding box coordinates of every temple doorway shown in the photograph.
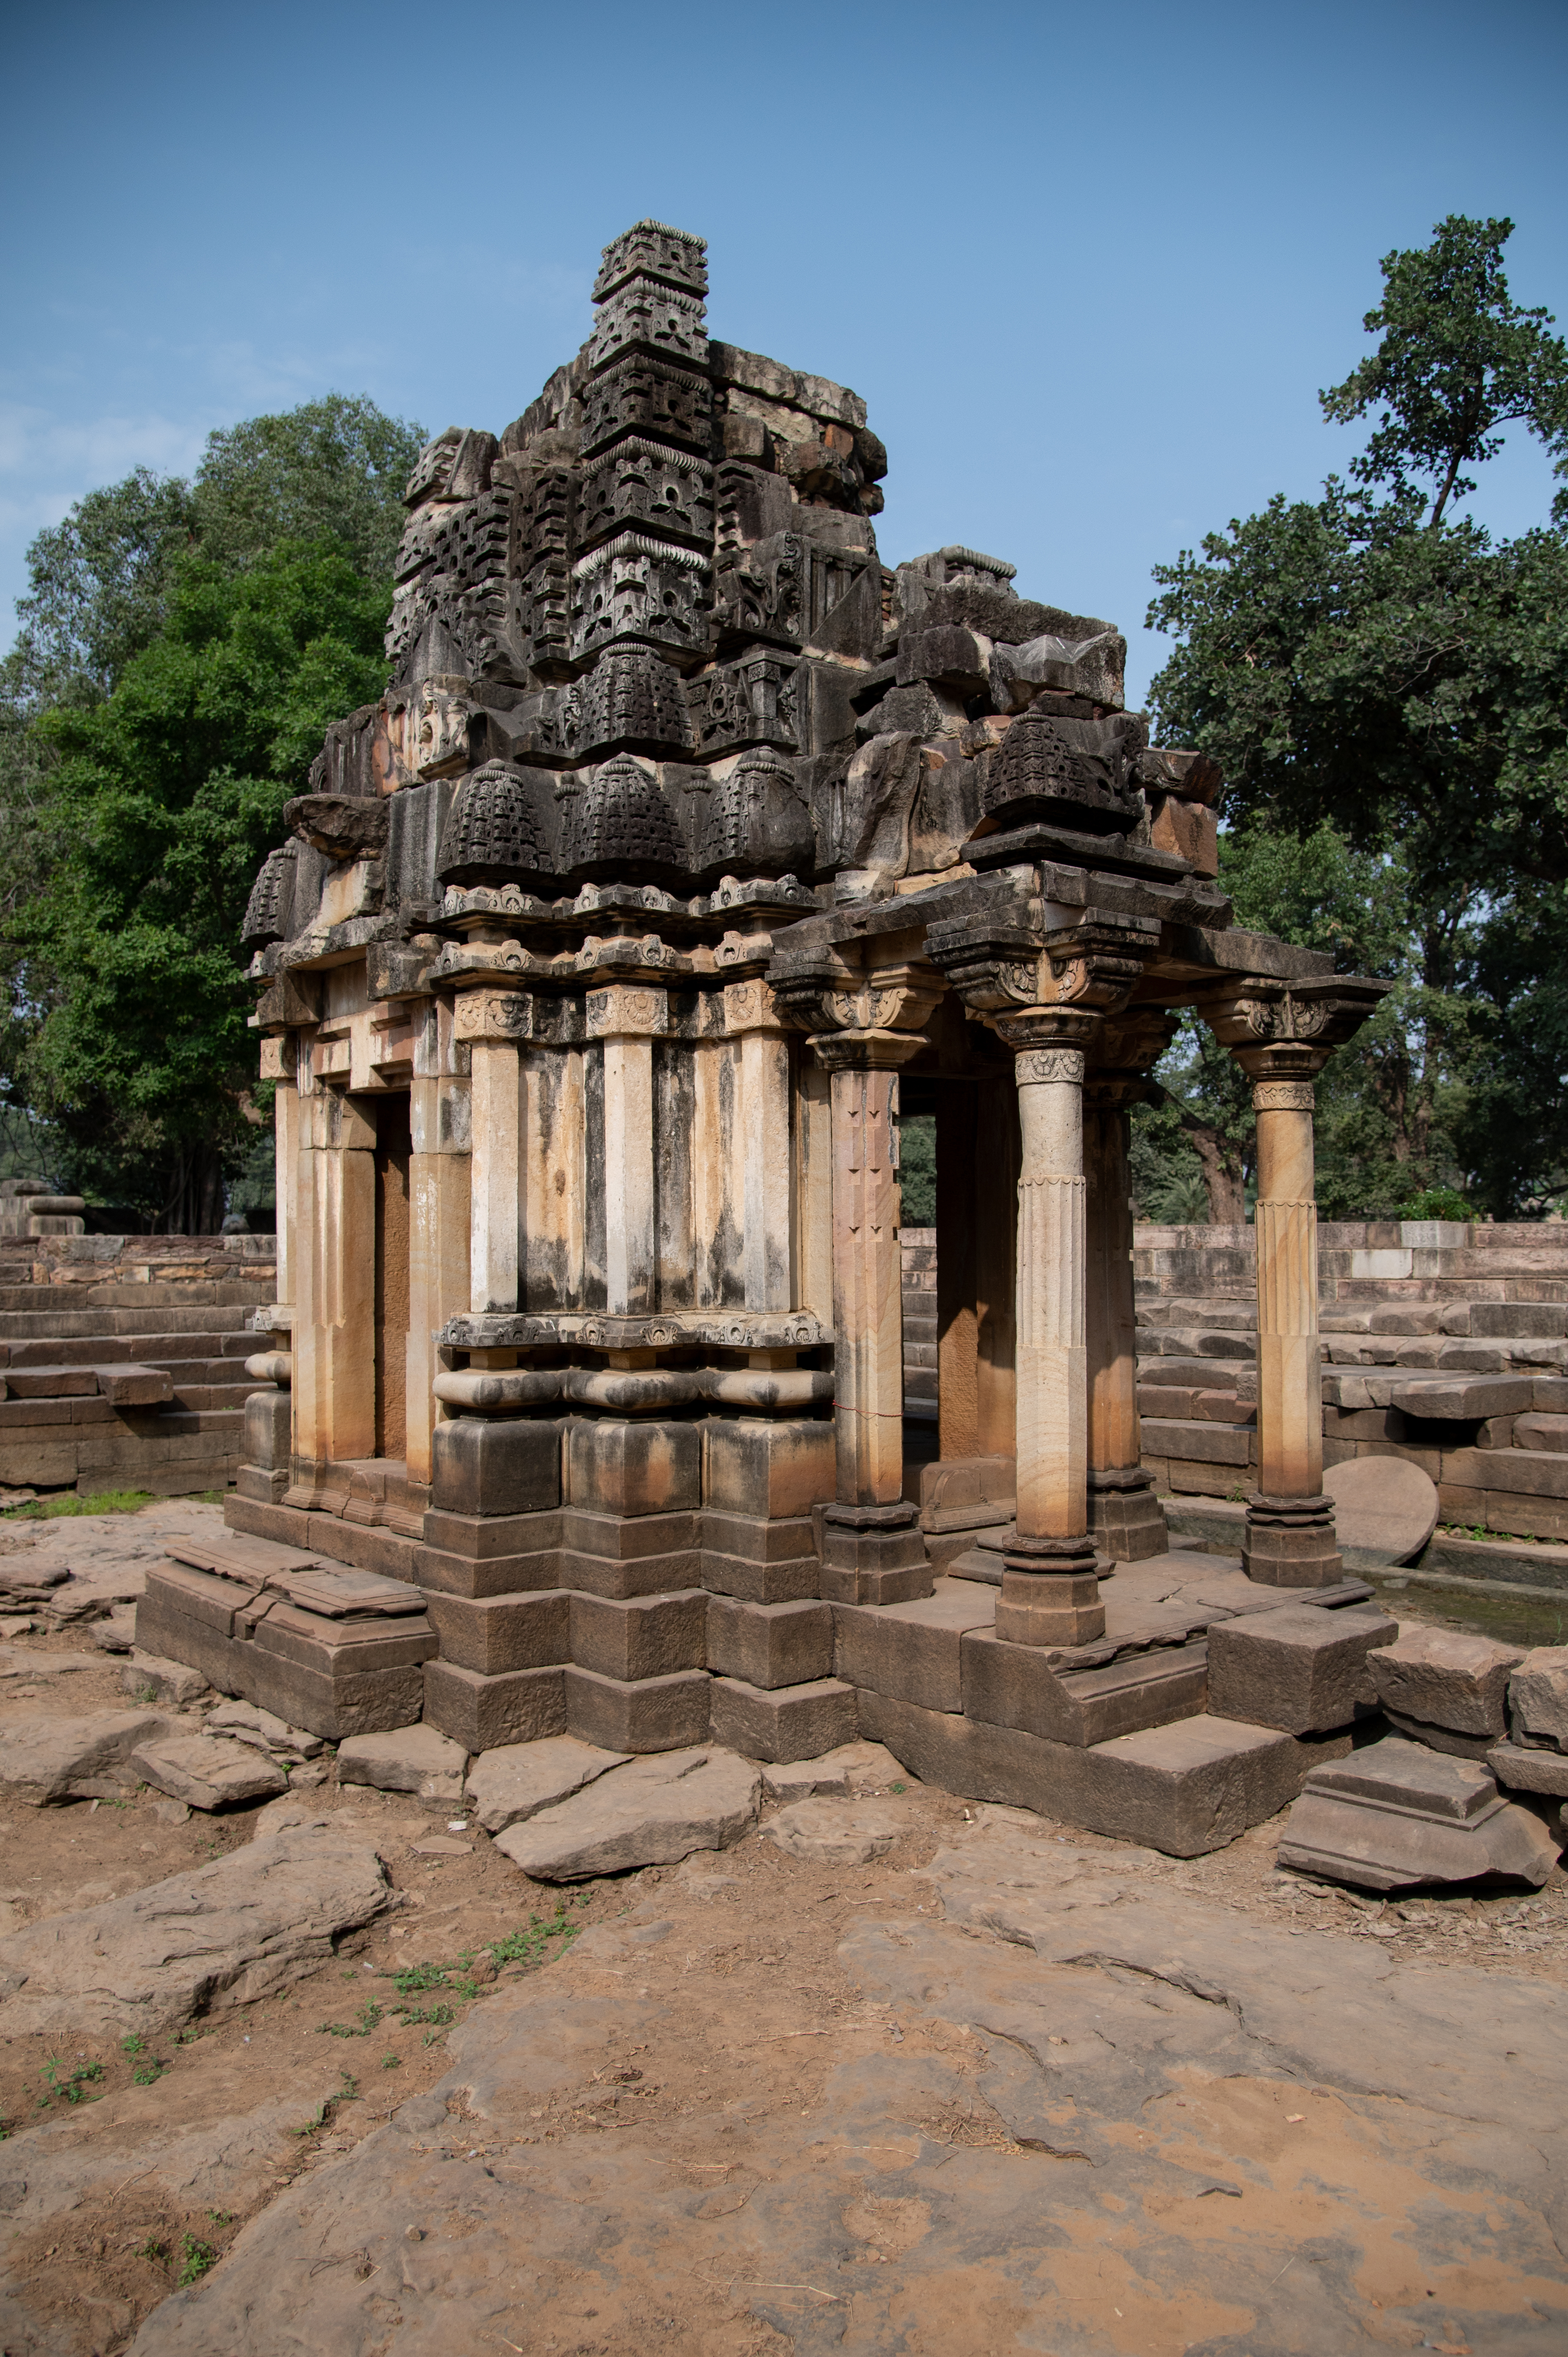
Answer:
[373,1091,411,1459]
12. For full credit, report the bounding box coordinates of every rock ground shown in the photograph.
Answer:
[0,1501,1564,2353]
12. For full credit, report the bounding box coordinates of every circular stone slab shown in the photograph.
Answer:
[1324,1455,1438,1566]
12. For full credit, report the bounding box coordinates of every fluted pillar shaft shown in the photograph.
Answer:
[1084,1076,1168,1559]
[1243,1071,1342,1586]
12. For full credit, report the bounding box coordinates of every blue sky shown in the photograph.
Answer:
[4,0,1565,708]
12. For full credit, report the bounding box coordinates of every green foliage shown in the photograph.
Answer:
[487,1910,580,1971]
[41,2055,104,2104]
[1319,215,1568,528]
[1395,1184,1477,1221]
[1145,217,1568,1219]
[3,1488,154,1519]
[897,1113,936,1226]
[0,395,424,1220]
[177,2236,217,2285]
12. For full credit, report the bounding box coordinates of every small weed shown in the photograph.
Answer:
[359,1997,381,2031]
[135,2238,170,2264]
[177,2235,216,2285]
[422,2030,445,2047]
[487,1910,579,1974]
[398,2003,455,2028]
[890,1781,906,1794]
[381,2050,401,2070]
[175,2026,202,2045]
[391,1960,449,1994]
[338,2070,359,2099]
[132,2062,165,2085]
[41,2056,104,2105]
[120,2033,147,2058]
[290,2103,328,2139]
[133,1682,159,1704]
[0,2117,8,2140]
[207,2210,234,2225]
[317,2021,365,2038]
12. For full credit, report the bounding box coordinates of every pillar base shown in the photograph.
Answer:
[1088,1468,1169,1562]
[818,1502,932,1606]
[994,1533,1106,1646]
[1243,1493,1343,1588]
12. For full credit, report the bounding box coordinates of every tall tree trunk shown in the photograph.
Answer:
[1179,1113,1248,1224]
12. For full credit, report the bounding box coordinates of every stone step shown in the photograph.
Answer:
[1136,1357,1242,1392]
[1134,1299,1257,1330]
[0,1305,261,1340]
[1134,1328,1256,1362]
[4,1332,256,1369]
[1138,1418,1254,1469]
[1136,1385,1255,1424]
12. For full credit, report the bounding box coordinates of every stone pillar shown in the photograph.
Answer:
[1083,1070,1167,1561]
[1242,1067,1341,1585]
[994,1020,1106,1647]
[725,981,795,1311]
[454,989,529,1315]
[812,1028,930,1605]
[587,985,667,1318]
[935,1076,1019,1467]
[405,999,472,1490]
[290,1085,376,1485]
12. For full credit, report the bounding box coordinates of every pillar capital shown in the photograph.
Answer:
[1202,973,1388,1082]
[808,1026,927,1074]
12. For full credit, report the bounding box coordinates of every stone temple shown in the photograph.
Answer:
[144,219,1396,1851]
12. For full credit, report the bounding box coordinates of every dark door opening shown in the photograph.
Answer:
[373,1092,411,1459]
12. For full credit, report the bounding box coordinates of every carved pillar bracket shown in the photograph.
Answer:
[1202,974,1388,1587]
[779,961,938,1606]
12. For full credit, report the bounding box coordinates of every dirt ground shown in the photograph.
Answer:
[1,1532,1566,2354]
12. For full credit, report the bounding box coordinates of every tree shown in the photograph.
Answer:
[1320,214,1568,529]
[15,541,396,1225]
[0,392,425,1224]
[1145,217,1568,1219]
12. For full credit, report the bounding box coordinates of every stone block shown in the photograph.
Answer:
[701,1548,824,1604]
[702,1417,834,1521]
[465,1735,629,1835]
[960,1630,1209,1748]
[833,1583,995,1715]
[422,1661,567,1753]
[338,1723,468,1802]
[765,1798,902,1864]
[242,1388,290,1469]
[1148,793,1219,878]
[1487,1742,1568,1797]
[1278,1736,1558,1890]
[130,1732,288,1811]
[1508,1647,1568,1749]
[1323,1457,1438,1566]
[417,1508,565,1598]
[568,1589,707,1681]
[493,1748,759,1882]
[119,1651,210,1707]
[567,1418,701,1517]
[1369,1626,1523,1739]
[705,1595,833,1690]
[563,1664,711,1753]
[1206,1602,1397,1735]
[855,1689,1335,1857]
[431,1417,563,1518]
[707,1674,858,1763]
[422,1588,570,1677]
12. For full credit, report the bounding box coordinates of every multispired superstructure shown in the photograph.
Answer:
[207,223,1391,1853]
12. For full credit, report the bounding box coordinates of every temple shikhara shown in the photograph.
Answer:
[144,219,1404,1851]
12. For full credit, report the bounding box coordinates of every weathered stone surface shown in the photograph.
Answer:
[707,1672,856,1763]
[130,1732,289,1811]
[1205,1601,1396,1734]
[1488,1741,1568,1795]
[120,1650,211,1705]
[338,1722,469,1801]
[1323,1456,1439,1565]
[1509,1646,1568,1750]
[0,1822,392,2036]
[764,1797,904,1864]
[494,1747,759,1880]
[0,1707,172,1802]
[1368,1626,1524,1739]
[1278,1735,1558,1890]
[207,1699,325,1758]
[465,1733,629,1834]
[564,1664,710,1753]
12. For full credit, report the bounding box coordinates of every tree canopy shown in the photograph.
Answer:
[0,394,424,1224]
[1141,215,1568,1224]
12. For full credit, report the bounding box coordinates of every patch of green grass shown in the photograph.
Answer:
[121,2033,147,2058]
[2,1488,154,1520]
[381,2050,401,2070]
[135,2238,169,2265]
[207,2210,234,2225]
[338,2069,359,2100]
[390,1960,450,1995]
[397,2002,455,2028]
[132,2062,165,2085]
[177,2235,217,2285]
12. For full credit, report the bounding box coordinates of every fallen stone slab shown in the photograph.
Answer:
[1323,1454,1439,1566]
[90,1605,139,1653]
[1205,1600,1396,1734]
[129,1732,289,1811]
[1368,1624,1523,1740]
[1509,1646,1568,1750]
[1488,1742,1568,1796]
[465,1733,628,1834]
[0,1643,100,1680]
[0,1821,392,2038]
[0,1707,172,1802]
[765,1797,904,1864]
[1278,1736,1558,1891]
[337,1722,469,1802]
[207,1698,323,1758]
[120,1650,211,1706]
[494,1747,760,1880]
